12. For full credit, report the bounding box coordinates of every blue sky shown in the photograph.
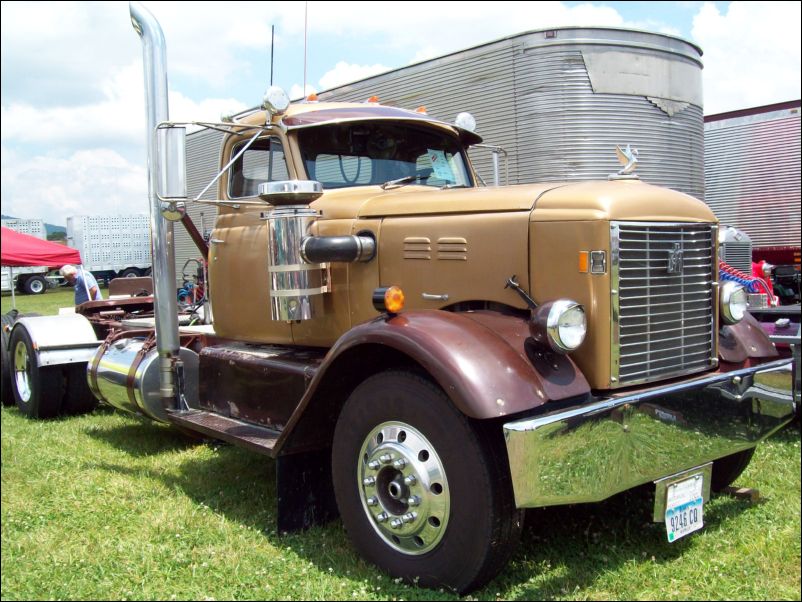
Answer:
[1,1,800,225]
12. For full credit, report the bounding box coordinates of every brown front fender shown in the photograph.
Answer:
[275,310,590,455]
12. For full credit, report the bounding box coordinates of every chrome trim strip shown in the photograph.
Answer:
[610,222,621,384]
[269,286,331,297]
[268,263,330,273]
[503,358,795,508]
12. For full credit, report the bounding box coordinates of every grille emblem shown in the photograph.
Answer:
[667,243,684,274]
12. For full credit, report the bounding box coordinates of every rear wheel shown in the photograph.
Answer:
[1,312,16,406]
[23,275,47,295]
[332,370,522,594]
[62,363,97,415]
[119,268,140,278]
[711,448,756,492]
[10,327,63,418]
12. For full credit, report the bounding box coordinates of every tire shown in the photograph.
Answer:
[1,313,17,406]
[119,268,141,278]
[62,363,98,415]
[9,326,64,418]
[332,370,523,594]
[23,275,47,295]
[711,448,756,492]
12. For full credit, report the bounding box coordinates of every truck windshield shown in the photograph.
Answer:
[297,122,473,189]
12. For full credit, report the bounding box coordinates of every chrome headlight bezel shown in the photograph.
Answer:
[530,299,587,353]
[720,281,748,325]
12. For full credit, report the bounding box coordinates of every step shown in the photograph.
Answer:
[167,410,280,456]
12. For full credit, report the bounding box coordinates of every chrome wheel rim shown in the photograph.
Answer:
[29,279,44,293]
[13,341,32,402]
[357,421,450,555]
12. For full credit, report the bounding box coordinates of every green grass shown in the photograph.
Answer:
[1,287,79,315]
[1,407,799,601]
[2,288,801,600]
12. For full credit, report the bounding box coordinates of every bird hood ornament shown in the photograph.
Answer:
[609,144,640,180]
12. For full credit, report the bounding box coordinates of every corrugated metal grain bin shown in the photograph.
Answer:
[704,101,801,248]
[317,27,705,198]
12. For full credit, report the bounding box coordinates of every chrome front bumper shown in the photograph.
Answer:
[503,358,796,508]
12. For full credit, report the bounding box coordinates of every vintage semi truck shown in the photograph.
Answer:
[2,3,797,594]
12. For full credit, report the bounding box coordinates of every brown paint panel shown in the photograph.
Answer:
[275,310,591,456]
[719,312,779,365]
[199,344,325,429]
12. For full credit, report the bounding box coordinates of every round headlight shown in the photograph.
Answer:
[720,281,748,324]
[530,299,587,353]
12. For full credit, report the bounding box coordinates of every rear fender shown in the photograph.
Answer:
[13,314,100,367]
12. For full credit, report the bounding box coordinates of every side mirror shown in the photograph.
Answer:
[157,125,187,200]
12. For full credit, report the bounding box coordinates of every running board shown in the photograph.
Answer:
[167,410,280,456]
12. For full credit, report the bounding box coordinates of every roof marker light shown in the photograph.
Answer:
[367,95,380,103]
[415,106,428,114]
[455,112,477,132]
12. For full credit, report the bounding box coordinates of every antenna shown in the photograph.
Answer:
[270,24,275,85]
[303,1,308,96]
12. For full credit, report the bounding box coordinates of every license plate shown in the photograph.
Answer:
[664,473,704,542]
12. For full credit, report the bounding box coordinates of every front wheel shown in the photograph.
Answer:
[332,371,522,594]
[711,448,756,492]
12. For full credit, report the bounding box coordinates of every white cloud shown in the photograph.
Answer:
[1,146,147,225]
[1,62,247,153]
[289,84,318,100]
[692,1,801,113]
[318,61,392,91]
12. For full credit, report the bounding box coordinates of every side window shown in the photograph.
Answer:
[228,137,290,198]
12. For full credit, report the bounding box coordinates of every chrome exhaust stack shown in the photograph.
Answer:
[130,1,182,408]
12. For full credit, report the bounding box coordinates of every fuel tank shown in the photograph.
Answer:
[88,338,200,423]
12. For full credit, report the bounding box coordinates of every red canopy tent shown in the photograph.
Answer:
[1,226,82,267]
[2,226,84,307]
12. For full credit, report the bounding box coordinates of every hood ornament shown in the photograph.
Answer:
[609,144,640,180]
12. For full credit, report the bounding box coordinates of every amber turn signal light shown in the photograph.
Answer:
[373,286,405,314]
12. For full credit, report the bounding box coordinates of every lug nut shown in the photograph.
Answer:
[392,458,406,469]
[390,518,403,529]
[380,453,393,464]
[367,460,381,470]
[407,496,421,506]
[367,496,378,506]
[376,512,388,523]
[363,476,376,487]
[404,475,417,486]
[402,512,417,524]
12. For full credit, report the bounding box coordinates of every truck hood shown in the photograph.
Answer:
[316,180,716,223]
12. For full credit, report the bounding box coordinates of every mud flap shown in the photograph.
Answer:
[276,447,339,532]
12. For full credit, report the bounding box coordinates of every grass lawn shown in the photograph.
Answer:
[2,289,800,600]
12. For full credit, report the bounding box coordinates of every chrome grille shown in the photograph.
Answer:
[612,222,717,386]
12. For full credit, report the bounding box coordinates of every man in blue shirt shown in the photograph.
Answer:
[60,264,103,305]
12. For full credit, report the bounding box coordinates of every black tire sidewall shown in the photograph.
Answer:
[711,448,756,492]
[62,363,97,415]
[332,371,510,592]
[9,327,62,418]
[24,276,47,295]
[1,314,14,406]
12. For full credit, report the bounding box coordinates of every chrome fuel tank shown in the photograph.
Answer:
[88,338,199,423]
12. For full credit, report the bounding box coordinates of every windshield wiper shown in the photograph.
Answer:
[440,183,469,190]
[381,175,417,190]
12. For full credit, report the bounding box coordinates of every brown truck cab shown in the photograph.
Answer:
[4,3,796,595]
